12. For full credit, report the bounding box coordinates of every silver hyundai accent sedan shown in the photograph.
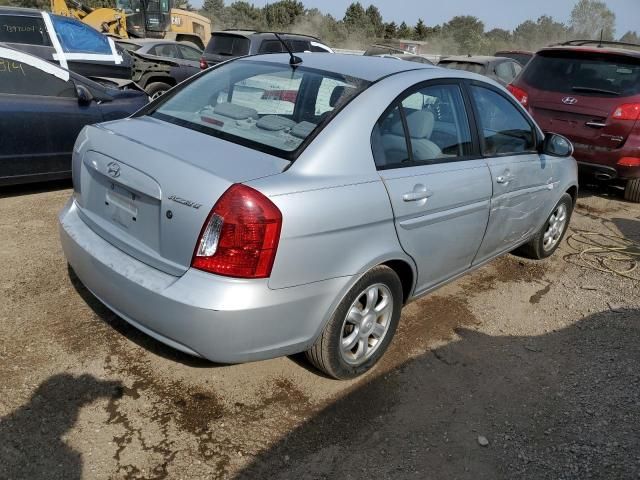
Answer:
[59,53,578,379]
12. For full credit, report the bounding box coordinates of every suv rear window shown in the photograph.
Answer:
[522,50,640,97]
[206,34,250,56]
[440,61,487,75]
[152,60,369,158]
[0,15,50,46]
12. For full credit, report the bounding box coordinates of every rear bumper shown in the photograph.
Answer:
[572,137,640,180]
[59,198,351,363]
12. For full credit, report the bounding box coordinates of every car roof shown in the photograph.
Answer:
[440,55,504,65]
[117,39,190,46]
[537,45,640,59]
[243,52,436,82]
[0,6,41,16]
[495,50,533,55]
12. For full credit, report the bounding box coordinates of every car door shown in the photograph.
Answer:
[373,81,493,294]
[468,82,555,264]
[0,51,103,184]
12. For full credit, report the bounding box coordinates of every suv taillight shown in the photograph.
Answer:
[192,184,282,279]
[507,84,529,107]
[199,57,208,70]
[612,103,640,121]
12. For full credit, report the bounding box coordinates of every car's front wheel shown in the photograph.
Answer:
[516,193,573,260]
[146,82,172,100]
[306,266,403,379]
[624,178,640,203]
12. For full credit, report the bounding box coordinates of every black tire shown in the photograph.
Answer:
[146,82,172,100]
[516,193,573,260]
[306,265,403,380]
[624,178,640,203]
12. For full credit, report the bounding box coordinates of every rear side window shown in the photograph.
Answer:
[259,40,283,54]
[372,83,473,168]
[522,51,640,97]
[50,15,112,54]
[0,15,50,46]
[151,44,179,58]
[0,56,75,97]
[177,44,201,61]
[206,34,250,56]
[495,61,515,83]
[470,85,536,155]
[287,40,310,53]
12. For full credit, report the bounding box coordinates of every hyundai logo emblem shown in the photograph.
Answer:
[107,161,121,178]
[562,96,578,105]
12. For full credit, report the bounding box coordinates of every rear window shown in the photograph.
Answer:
[440,61,486,75]
[522,51,640,97]
[0,14,50,46]
[152,60,369,158]
[206,34,250,56]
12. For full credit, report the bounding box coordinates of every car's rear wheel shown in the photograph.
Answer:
[624,178,640,203]
[146,82,172,100]
[515,193,573,260]
[306,266,403,379]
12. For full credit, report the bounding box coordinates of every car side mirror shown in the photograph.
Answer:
[76,85,94,105]
[542,133,573,158]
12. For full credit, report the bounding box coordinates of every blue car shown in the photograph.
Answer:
[0,45,148,186]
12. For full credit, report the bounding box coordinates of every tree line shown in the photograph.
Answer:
[200,0,637,53]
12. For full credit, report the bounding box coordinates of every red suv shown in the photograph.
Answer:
[508,41,640,202]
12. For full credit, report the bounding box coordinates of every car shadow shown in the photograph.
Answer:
[235,308,640,480]
[612,217,640,243]
[67,265,218,368]
[0,179,72,199]
[0,373,122,480]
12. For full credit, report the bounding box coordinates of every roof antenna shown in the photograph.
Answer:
[274,33,302,67]
[598,29,603,48]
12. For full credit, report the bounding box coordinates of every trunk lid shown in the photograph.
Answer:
[518,49,640,148]
[74,116,289,276]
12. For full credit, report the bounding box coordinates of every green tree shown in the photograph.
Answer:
[443,15,485,54]
[383,21,397,40]
[343,2,367,27]
[224,1,264,30]
[414,18,428,40]
[512,15,569,49]
[570,0,616,40]
[486,28,511,43]
[619,31,640,44]
[397,21,412,39]
[365,4,384,37]
[202,0,224,16]
[264,0,304,30]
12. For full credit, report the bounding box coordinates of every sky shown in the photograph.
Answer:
[198,0,639,37]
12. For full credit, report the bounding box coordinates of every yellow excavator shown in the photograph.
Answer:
[51,0,211,49]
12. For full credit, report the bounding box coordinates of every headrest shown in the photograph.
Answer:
[391,110,435,139]
[329,86,356,107]
[213,102,258,120]
[256,115,297,131]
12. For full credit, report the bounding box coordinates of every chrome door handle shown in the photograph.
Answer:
[585,121,606,129]
[402,191,432,202]
[496,175,513,184]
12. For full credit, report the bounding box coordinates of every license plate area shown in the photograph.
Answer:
[105,183,139,229]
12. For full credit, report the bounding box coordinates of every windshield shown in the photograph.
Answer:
[522,51,640,97]
[440,61,486,74]
[206,34,250,56]
[152,60,370,157]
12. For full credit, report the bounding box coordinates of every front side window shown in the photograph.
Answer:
[151,44,179,58]
[178,44,202,61]
[50,15,112,55]
[0,56,75,97]
[372,83,473,168]
[0,15,50,46]
[495,61,515,83]
[153,60,369,156]
[470,85,536,156]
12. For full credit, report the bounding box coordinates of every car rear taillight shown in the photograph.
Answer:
[611,103,640,121]
[507,84,529,107]
[199,57,208,70]
[618,157,640,167]
[192,184,282,279]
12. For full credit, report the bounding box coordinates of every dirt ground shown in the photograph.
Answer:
[0,180,638,480]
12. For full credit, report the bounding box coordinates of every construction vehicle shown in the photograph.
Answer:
[51,0,211,49]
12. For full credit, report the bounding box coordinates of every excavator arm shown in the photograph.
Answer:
[50,0,129,38]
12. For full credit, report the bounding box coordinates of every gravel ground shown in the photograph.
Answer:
[0,180,638,480]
